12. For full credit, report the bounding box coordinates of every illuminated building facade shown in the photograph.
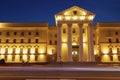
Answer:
[0,6,119,63]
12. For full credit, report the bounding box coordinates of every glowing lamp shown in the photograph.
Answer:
[73,16,78,20]
[80,16,85,20]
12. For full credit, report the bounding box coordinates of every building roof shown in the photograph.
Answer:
[97,22,120,27]
[0,22,48,27]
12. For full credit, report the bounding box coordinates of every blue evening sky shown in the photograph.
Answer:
[0,0,120,25]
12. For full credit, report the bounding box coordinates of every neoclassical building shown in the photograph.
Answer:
[0,6,119,63]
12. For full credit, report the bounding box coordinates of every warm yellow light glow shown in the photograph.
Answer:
[113,55,118,62]
[64,12,69,15]
[82,11,86,15]
[15,48,20,54]
[0,48,5,54]
[8,48,13,54]
[62,43,67,47]
[65,16,71,20]
[112,48,117,54]
[0,55,5,59]
[29,55,35,62]
[72,42,77,46]
[15,55,20,62]
[73,16,78,20]
[102,48,109,55]
[72,51,78,55]
[101,55,110,62]
[30,48,35,54]
[80,16,85,20]
[83,43,86,47]
[56,15,63,20]
[22,55,28,62]
[38,55,46,62]
[88,15,94,20]
[23,48,28,54]
[7,55,12,62]
[48,49,53,55]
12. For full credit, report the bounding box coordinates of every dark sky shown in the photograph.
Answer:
[0,0,120,25]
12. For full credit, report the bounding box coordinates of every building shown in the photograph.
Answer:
[0,6,119,63]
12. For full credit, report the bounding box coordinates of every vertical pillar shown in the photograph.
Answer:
[88,23,95,62]
[68,23,72,62]
[57,23,62,62]
[78,23,84,62]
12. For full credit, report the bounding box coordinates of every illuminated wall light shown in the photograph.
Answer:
[83,42,86,47]
[80,16,85,20]
[112,48,117,54]
[8,48,13,54]
[82,11,86,15]
[56,15,63,20]
[48,50,53,55]
[102,48,109,55]
[7,55,12,62]
[65,16,71,20]
[73,16,78,20]
[15,48,20,54]
[15,55,20,62]
[0,48,5,54]
[23,48,28,54]
[0,55,5,59]
[30,48,35,54]
[29,55,35,62]
[22,55,28,62]
[72,51,78,55]
[113,55,119,62]
[88,15,94,20]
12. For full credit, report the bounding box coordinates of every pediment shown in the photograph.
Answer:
[55,6,95,16]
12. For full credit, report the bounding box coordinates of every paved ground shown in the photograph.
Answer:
[0,62,120,80]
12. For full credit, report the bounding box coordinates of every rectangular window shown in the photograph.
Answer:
[108,38,112,43]
[55,41,57,45]
[6,32,10,36]
[115,32,118,35]
[36,32,39,36]
[0,39,1,43]
[116,38,119,43]
[28,39,31,43]
[35,39,39,43]
[13,39,16,43]
[28,32,31,35]
[14,32,17,35]
[21,32,24,36]
[6,39,9,43]
[21,39,24,43]
[49,40,52,45]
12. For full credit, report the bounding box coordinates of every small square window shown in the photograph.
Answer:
[28,32,31,35]
[14,32,17,35]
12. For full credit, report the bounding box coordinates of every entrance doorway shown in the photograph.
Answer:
[72,50,79,62]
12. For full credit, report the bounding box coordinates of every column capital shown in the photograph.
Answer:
[78,23,83,27]
[67,23,72,27]
[57,23,62,27]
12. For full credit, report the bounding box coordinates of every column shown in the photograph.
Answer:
[57,23,62,62]
[78,23,84,62]
[68,23,72,62]
[88,23,95,62]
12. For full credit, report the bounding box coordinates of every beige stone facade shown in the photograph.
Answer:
[0,6,119,63]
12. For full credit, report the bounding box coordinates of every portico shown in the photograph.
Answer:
[55,6,95,62]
